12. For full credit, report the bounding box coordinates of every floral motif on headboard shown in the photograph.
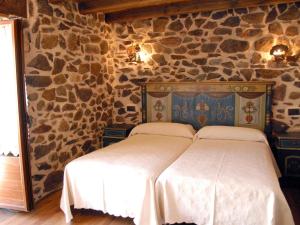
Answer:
[142,81,274,132]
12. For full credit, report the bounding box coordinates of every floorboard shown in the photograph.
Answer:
[0,188,299,225]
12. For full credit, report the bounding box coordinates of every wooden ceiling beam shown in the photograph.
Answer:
[0,0,27,18]
[79,0,190,14]
[104,0,298,23]
[48,0,63,3]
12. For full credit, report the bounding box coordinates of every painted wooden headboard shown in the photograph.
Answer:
[141,81,274,134]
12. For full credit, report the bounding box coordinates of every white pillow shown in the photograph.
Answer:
[129,122,195,139]
[194,126,268,143]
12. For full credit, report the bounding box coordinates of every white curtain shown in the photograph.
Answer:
[0,22,20,156]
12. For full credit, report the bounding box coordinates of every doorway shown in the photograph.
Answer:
[0,19,32,211]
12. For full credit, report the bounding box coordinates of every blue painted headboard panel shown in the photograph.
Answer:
[141,81,274,133]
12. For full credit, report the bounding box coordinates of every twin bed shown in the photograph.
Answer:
[60,82,295,225]
[156,126,292,225]
[61,123,194,224]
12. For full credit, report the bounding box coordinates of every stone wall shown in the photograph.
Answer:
[111,2,300,132]
[23,0,114,201]
[20,0,300,202]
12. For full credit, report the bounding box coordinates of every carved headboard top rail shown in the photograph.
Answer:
[141,81,274,134]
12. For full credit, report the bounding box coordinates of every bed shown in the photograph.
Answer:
[60,122,195,225]
[142,81,294,225]
[61,81,292,225]
[156,126,295,225]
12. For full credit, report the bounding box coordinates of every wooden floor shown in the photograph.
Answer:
[0,188,299,225]
[0,191,134,225]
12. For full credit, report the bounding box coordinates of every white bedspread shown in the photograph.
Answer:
[156,139,295,225]
[60,134,192,225]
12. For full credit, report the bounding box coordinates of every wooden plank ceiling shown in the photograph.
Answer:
[0,0,27,18]
[55,0,297,23]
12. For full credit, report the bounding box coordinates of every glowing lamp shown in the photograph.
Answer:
[270,44,289,62]
[126,44,150,63]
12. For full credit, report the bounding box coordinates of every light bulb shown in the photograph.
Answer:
[138,51,150,63]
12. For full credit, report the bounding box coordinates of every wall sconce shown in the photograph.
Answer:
[270,44,289,62]
[126,44,150,63]
[127,44,142,63]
